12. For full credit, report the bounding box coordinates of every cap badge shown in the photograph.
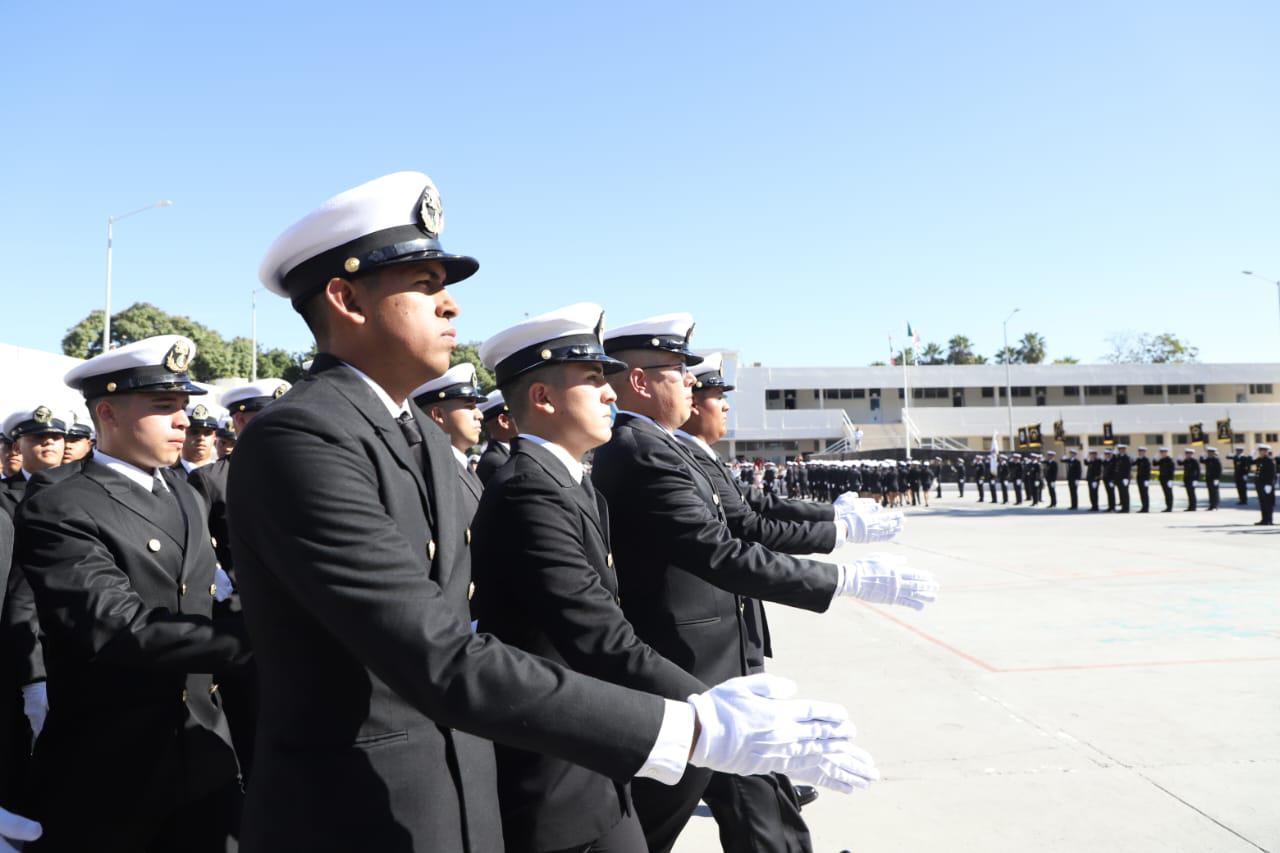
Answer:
[273,382,291,399]
[192,405,209,420]
[685,323,696,346]
[33,406,53,424]
[164,340,193,373]
[417,180,444,238]
[595,311,606,345]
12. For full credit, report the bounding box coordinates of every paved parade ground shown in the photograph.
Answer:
[675,490,1279,853]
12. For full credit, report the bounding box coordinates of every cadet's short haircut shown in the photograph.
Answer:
[502,364,567,425]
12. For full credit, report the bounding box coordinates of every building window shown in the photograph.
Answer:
[1116,386,1128,405]
[981,387,995,398]
[784,389,796,411]
[911,387,948,400]
[824,388,855,400]
[1063,385,1080,396]
[1249,383,1274,395]
[1146,434,1163,446]
[1174,433,1192,445]
[1087,436,1106,447]
[1193,384,1205,404]
[766,390,780,400]
[1142,385,1162,395]
[1035,386,1047,406]
[1011,386,1031,398]
[1167,384,1191,395]
[1062,435,1081,446]
[1085,385,1113,396]
[852,389,866,399]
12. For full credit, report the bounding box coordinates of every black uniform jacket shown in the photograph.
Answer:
[748,488,836,525]
[1136,457,1152,481]
[188,457,232,572]
[1158,457,1176,482]
[476,440,511,486]
[592,413,838,688]
[455,455,484,522]
[471,439,705,851]
[227,355,665,853]
[15,458,249,848]
[1,474,43,691]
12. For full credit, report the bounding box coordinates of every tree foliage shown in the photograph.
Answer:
[917,342,946,365]
[945,335,986,365]
[450,342,496,391]
[61,302,306,381]
[1015,332,1047,364]
[1103,331,1199,364]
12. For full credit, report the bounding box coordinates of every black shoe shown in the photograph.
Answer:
[1137,509,1148,513]
[1183,508,1195,512]
[1162,509,1172,513]
[1254,521,1271,526]
[794,785,819,808]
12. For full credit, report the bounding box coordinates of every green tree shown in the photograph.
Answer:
[1104,332,1199,364]
[450,342,496,391]
[946,335,985,365]
[994,345,1020,364]
[1052,355,1080,364]
[1015,332,1047,364]
[918,342,946,365]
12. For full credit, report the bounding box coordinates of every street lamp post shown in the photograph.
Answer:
[1242,271,1280,340]
[250,287,264,381]
[1003,308,1020,452]
[104,200,173,351]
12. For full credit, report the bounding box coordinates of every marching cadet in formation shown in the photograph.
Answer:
[476,390,519,485]
[187,378,290,783]
[1086,450,1102,511]
[1135,447,1152,512]
[1102,449,1117,511]
[1065,449,1081,510]
[1255,445,1275,525]
[1114,445,1132,513]
[1231,445,1252,505]
[589,312,933,852]
[1042,451,1058,507]
[1157,447,1176,512]
[412,362,488,521]
[1203,446,1222,511]
[1181,448,1200,511]
[16,336,253,851]
[972,455,985,502]
[231,171,871,853]
[60,413,93,464]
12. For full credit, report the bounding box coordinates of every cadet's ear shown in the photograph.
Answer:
[428,405,447,429]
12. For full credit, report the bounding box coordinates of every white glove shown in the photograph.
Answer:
[837,501,904,544]
[212,567,234,602]
[21,682,48,743]
[1265,485,1273,495]
[0,806,41,853]
[840,553,939,611]
[688,674,878,794]
[833,491,861,512]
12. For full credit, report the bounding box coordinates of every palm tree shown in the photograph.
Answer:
[919,342,946,364]
[1016,332,1047,364]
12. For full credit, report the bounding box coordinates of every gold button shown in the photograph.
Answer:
[465,528,471,545]
[181,688,188,703]
[606,553,614,569]
[438,390,446,399]
[209,683,219,695]
[427,540,436,560]
[468,581,475,601]
[540,349,552,360]
[650,337,660,346]
[147,538,161,552]
[210,536,217,547]
[712,494,720,505]
[106,381,117,392]
[344,257,361,273]
[209,584,217,596]
[180,583,187,596]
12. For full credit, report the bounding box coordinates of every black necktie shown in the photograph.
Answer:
[580,472,596,504]
[151,474,186,542]
[396,412,426,474]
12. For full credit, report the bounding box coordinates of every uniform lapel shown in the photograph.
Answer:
[419,417,457,587]
[520,441,608,544]
[167,469,207,585]
[83,459,186,549]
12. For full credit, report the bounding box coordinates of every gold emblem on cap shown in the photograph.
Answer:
[595,311,606,345]
[685,323,696,345]
[147,538,161,552]
[417,180,445,238]
[33,406,53,424]
[192,404,208,420]
[541,349,552,360]
[164,339,193,373]
[273,382,290,399]
[344,257,361,274]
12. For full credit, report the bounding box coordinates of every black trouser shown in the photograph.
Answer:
[977,482,984,502]
[704,772,812,853]
[1087,480,1099,510]
[1207,479,1220,509]
[936,481,942,498]
[1259,484,1275,524]
[1138,480,1150,511]
[1104,482,1115,510]
[1000,482,1009,503]
[1118,479,1130,513]
[1013,481,1022,504]
[1184,481,1197,510]
[1160,480,1174,510]
[544,810,648,853]
[1236,476,1248,504]
[1046,482,1057,506]
[632,767,713,853]
[1067,479,1078,509]
[958,481,965,497]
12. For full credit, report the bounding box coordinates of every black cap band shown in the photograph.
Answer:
[604,334,704,366]
[413,383,487,408]
[10,418,68,439]
[693,373,734,391]
[494,334,629,387]
[78,366,206,400]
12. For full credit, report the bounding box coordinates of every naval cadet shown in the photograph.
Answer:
[1157,447,1176,511]
[0,408,66,520]
[1203,447,1222,510]
[1114,444,1132,513]
[411,362,487,521]
[1231,446,1251,505]
[1042,451,1058,507]
[215,416,237,459]
[476,391,518,485]
[1085,450,1102,511]
[60,412,93,464]
[17,335,252,852]
[239,171,870,853]
[1135,447,1152,513]
[176,401,222,475]
[471,304,709,853]
[1181,448,1200,511]
[593,313,930,853]
[1254,445,1275,525]
[1102,449,1117,511]
[1065,449,1081,510]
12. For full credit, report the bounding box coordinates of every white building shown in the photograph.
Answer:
[714,356,1280,461]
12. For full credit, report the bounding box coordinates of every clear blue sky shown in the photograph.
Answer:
[2,1,1277,368]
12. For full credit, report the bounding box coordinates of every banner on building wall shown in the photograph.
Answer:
[1188,422,1206,446]
[1216,418,1233,443]
[1102,422,1115,445]
[1026,424,1043,448]
[1016,427,1029,448]
[1053,419,1066,443]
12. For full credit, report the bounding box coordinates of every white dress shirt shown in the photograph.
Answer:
[343,362,410,418]
[92,449,166,492]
